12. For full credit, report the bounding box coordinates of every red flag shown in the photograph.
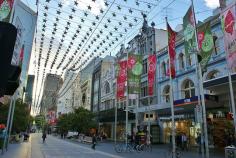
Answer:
[19,44,24,67]
[117,60,127,99]
[148,54,156,96]
[167,22,176,78]
[19,44,24,61]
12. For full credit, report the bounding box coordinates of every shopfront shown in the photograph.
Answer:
[160,115,200,146]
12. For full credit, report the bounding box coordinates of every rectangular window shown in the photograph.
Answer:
[141,81,148,97]
[142,59,148,74]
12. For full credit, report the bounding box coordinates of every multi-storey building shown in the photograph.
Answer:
[145,15,235,147]
[92,11,236,148]
[40,74,62,115]
[11,0,37,98]
[24,75,35,106]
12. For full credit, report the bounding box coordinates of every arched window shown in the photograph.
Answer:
[161,61,166,77]
[178,53,185,70]
[182,80,195,98]
[104,81,110,94]
[163,85,170,103]
[206,70,220,80]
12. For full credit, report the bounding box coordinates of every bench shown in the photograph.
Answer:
[83,136,92,144]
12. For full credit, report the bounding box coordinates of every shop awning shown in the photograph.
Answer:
[203,73,236,89]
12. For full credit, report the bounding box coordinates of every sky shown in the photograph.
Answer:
[21,0,225,115]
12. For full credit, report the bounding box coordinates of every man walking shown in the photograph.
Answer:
[91,134,97,150]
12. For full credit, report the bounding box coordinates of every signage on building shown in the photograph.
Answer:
[174,95,218,106]
[11,17,24,66]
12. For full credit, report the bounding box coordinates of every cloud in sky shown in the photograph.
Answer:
[204,0,220,9]
[61,0,106,15]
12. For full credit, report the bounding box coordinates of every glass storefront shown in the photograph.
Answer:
[163,119,200,146]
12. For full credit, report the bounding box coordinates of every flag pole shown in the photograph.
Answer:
[114,61,118,144]
[220,3,236,139]
[125,50,129,147]
[227,69,236,134]
[165,17,176,158]
[191,0,209,157]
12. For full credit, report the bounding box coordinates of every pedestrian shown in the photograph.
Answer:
[91,134,97,150]
[146,132,152,145]
[196,133,201,154]
[42,132,47,143]
[181,133,187,151]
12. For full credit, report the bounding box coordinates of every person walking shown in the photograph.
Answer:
[91,134,97,150]
[42,132,47,143]
[181,133,187,151]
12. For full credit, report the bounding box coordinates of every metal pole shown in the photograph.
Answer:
[227,70,236,134]
[3,96,14,152]
[115,79,118,144]
[165,17,176,158]
[135,95,138,131]
[193,25,205,158]
[7,94,16,147]
[198,67,209,158]
[191,1,209,157]
[148,97,151,135]
[125,50,129,146]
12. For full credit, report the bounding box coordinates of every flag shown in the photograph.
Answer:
[183,5,197,57]
[148,54,156,96]
[167,22,176,78]
[116,60,127,99]
[127,53,143,94]
[19,44,24,67]
[197,22,214,72]
[0,0,14,22]
[221,3,236,71]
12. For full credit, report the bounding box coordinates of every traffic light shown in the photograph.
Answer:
[0,22,18,97]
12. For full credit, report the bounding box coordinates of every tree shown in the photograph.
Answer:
[72,107,96,133]
[57,107,96,134]
[0,99,32,133]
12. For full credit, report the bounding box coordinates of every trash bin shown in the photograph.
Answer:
[225,146,236,158]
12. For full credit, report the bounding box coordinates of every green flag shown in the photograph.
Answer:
[127,53,143,94]
[197,22,214,72]
[183,6,197,57]
[0,0,14,22]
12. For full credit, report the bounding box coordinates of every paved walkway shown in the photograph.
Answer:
[0,133,225,158]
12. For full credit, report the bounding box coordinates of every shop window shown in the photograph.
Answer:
[161,61,167,77]
[178,53,185,70]
[145,113,153,118]
[163,85,170,103]
[182,80,195,99]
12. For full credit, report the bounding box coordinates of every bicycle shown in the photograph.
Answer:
[137,143,152,152]
[168,147,183,158]
[114,142,139,153]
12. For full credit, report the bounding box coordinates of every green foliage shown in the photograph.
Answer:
[0,99,31,133]
[35,115,46,129]
[57,107,96,134]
